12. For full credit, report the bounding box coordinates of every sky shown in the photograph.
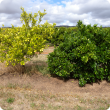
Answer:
[0,0,110,28]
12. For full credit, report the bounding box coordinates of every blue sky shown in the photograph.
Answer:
[0,0,110,28]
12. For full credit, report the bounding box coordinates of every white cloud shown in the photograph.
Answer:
[64,2,80,13]
[0,0,110,27]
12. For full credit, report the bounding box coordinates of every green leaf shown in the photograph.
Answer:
[81,56,88,63]
[20,61,25,65]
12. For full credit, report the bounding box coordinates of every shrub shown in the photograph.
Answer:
[47,20,110,87]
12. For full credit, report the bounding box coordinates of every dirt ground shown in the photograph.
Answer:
[0,45,110,110]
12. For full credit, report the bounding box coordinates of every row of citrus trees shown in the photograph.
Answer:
[0,7,56,71]
[1,7,110,87]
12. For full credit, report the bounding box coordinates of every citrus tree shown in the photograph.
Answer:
[0,7,56,73]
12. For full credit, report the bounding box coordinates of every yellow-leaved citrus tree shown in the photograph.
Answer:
[0,7,56,73]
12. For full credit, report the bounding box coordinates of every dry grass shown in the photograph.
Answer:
[0,85,110,110]
[0,86,110,110]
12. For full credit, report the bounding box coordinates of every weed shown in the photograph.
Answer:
[6,98,15,103]
[30,103,37,108]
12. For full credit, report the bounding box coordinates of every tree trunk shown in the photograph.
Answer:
[21,65,26,74]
